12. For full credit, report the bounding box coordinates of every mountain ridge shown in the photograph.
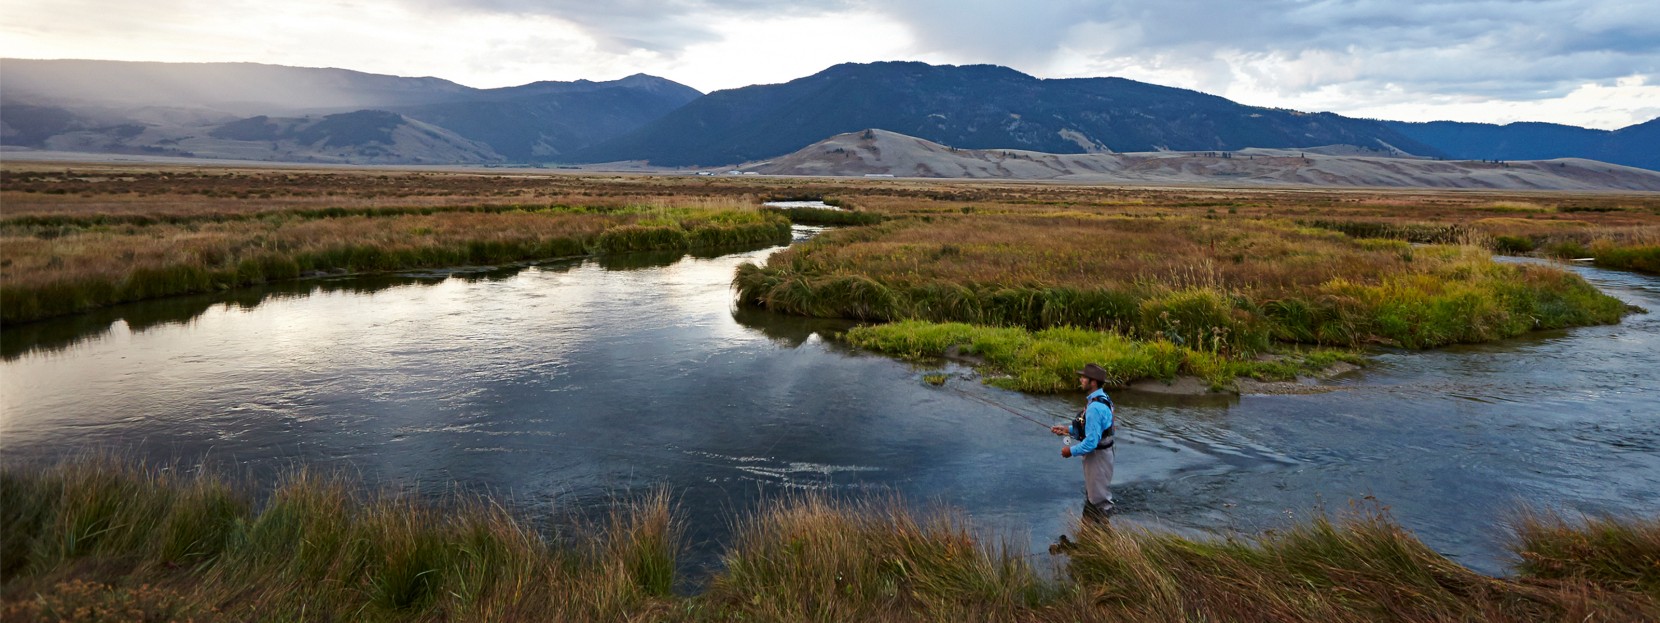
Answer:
[1383,118,1658,171]
[3,58,1655,175]
[572,61,1445,166]
[0,58,702,162]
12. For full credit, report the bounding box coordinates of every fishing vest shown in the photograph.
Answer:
[1070,393,1115,448]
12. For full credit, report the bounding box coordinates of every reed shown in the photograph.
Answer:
[4,461,1656,622]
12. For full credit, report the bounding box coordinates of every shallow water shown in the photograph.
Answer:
[761,200,843,210]
[3,235,1656,576]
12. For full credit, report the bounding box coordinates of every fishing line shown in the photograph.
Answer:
[947,385,1061,430]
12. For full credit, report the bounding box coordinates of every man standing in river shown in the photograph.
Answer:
[1052,363,1116,523]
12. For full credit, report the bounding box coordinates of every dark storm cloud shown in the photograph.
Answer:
[413,0,1658,98]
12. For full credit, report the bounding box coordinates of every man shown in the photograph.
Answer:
[1051,363,1116,522]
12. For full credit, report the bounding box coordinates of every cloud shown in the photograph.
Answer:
[3,0,1656,127]
[402,0,851,53]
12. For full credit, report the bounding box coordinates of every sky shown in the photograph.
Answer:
[3,0,1658,130]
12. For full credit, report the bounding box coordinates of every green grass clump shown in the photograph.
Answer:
[1590,243,1660,274]
[761,206,886,226]
[845,320,1362,392]
[1494,235,1537,254]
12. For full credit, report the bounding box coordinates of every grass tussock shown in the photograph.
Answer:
[1510,509,1660,599]
[4,461,1657,622]
[702,496,1048,622]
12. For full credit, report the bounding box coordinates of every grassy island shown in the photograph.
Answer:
[737,214,1627,391]
[2,462,1656,622]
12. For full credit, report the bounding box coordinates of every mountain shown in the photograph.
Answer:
[18,108,502,164]
[1384,118,1660,171]
[573,61,1444,167]
[0,59,701,162]
[393,75,701,160]
[750,129,1660,191]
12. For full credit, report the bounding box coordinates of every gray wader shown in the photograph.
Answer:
[1081,444,1115,522]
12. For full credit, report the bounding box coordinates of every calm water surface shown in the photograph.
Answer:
[3,233,1657,576]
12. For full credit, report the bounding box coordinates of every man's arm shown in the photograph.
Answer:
[1071,408,1103,456]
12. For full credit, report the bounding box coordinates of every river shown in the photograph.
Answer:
[2,228,1656,577]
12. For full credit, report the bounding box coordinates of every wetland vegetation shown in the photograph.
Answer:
[4,162,1659,619]
[737,215,1627,390]
[3,461,1656,622]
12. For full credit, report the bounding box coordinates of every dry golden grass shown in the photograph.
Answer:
[5,461,1656,622]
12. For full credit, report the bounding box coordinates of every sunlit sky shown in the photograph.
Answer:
[4,0,1658,129]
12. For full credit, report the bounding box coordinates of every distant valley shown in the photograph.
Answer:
[3,58,1656,185]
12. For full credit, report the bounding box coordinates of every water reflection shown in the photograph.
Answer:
[0,240,792,361]
[730,305,857,348]
[2,242,1656,580]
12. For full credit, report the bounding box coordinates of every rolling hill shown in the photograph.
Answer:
[750,129,1660,191]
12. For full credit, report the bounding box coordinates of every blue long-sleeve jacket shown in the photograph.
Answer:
[1070,388,1114,456]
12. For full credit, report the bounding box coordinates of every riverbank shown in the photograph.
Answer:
[3,461,1655,621]
[1,202,789,324]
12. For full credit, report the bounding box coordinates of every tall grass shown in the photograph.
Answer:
[1062,507,1658,621]
[1510,509,1660,599]
[4,461,1656,621]
[703,496,1047,622]
[0,460,680,621]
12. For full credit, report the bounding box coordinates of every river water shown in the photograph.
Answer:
[3,230,1656,577]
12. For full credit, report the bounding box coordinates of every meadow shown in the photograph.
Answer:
[2,461,1655,622]
[7,161,1654,388]
[5,163,1660,620]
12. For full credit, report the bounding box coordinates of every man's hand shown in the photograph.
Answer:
[1050,425,1068,436]
[1061,446,1073,458]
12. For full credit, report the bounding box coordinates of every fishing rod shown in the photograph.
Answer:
[948,385,1062,430]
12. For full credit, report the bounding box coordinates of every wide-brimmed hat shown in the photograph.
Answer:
[1076,363,1108,383]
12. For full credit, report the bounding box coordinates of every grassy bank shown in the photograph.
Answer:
[844,321,1362,392]
[1,203,789,324]
[761,205,887,226]
[736,214,1626,390]
[1305,217,1660,275]
[3,462,1656,621]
